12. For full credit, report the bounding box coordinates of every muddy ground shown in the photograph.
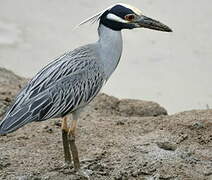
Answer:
[0,67,212,180]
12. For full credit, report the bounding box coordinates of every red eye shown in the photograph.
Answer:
[125,14,135,21]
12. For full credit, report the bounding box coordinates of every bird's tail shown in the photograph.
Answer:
[0,106,34,135]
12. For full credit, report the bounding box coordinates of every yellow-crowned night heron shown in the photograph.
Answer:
[0,3,172,170]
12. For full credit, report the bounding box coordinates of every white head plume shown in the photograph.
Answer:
[75,5,113,29]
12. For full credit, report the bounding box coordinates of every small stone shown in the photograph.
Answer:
[33,177,42,180]
[156,141,177,151]
[16,135,29,140]
[192,122,204,129]
[116,120,125,125]
[54,120,61,127]
[43,125,49,129]
[17,176,27,180]
[46,128,53,133]
[4,97,11,102]
[43,125,53,133]
[132,171,138,177]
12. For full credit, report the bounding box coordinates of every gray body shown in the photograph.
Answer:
[0,25,123,134]
[0,2,172,135]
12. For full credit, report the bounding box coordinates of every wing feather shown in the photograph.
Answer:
[0,45,105,134]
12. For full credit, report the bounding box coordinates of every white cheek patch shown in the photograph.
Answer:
[106,13,129,23]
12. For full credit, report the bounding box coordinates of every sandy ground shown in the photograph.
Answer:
[0,68,212,180]
[0,0,212,113]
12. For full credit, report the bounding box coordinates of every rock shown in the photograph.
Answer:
[0,156,11,170]
[90,93,168,117]
[156,141,177,151]
[90,93,120,115]
[118,99,167,117]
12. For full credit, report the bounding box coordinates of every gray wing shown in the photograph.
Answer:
[0,45,105,134]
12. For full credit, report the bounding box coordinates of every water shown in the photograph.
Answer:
[0,0,212,114]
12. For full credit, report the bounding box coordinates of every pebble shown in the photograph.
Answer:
[156,141,177,151]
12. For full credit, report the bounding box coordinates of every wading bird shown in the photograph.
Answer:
[0,3,172,170]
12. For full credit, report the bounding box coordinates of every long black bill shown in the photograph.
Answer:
[136,15,172,32]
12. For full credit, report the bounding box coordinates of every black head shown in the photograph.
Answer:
[98,3,172,32]
[99,4,139,31]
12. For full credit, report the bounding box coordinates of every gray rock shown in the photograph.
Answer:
[118,99,167,117]
[90,93,168,117]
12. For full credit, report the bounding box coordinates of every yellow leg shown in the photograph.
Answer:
[68,119,77,137]
[61,116,72,164]
[68,113,80,171]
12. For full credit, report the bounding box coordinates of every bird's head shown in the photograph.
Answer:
[79,3,172,32]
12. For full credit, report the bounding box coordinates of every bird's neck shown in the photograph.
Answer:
[97,24,123,79]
